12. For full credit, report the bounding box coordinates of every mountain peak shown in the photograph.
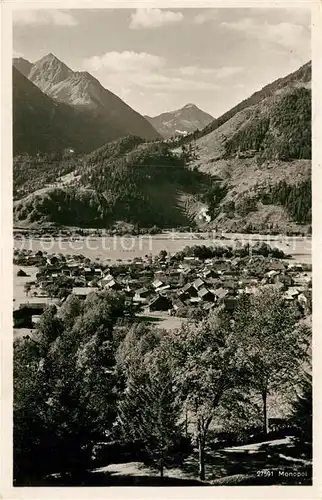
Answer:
[145,103,214,138]
[183,103,197,109]
[13,57,33,77]
[40,52,61,63]
[29,53,74,92]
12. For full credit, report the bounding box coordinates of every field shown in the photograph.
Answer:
[13,233,311,265]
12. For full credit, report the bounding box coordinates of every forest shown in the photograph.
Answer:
[13,140,215,228]
[260,179,311,225]
[224,88,311,160]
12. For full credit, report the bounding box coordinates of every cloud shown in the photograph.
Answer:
[221,18,308,51]
[193,9,218,25]
[13,9,77,26]
[130,8,183,29]
[134,73,221,92]
[179,65,243,79]
[83,50,225,99]
[83,51,165,73]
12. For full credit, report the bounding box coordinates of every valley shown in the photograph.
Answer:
[11,12,312,487]
[13,57,311,235]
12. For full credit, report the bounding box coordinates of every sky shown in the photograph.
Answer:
[13,7,311,117]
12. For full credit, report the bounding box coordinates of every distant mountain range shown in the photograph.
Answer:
[145,103,213,138]
[13,60,311,234]
[13,53,160,155]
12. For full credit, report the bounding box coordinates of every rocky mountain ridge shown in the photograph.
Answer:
[13,53,160,155]
[145,103,213,138]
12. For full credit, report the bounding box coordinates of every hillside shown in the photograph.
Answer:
[14,137,212,229]
[13,67,126,155]
[13,67,159,155]
[145,103,213,138]
[13,54,160,155]
[175,62,312,234]
[13,66,83,155]
[26,53,160,141]
[181,61,311,145]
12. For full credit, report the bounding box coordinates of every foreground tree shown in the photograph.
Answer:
[118,366,181,477]
[232,287,310,434]
[117,327,183,478]
[168,313,247,480]
[13,291,130,483]
[290,369,312,450]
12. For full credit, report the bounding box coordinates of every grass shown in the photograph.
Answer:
[136,312,185,331]
[21,437,311,486]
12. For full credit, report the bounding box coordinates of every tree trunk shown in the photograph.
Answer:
[262,389,268,435]
[198,435,205,481]
[160,457,163,479]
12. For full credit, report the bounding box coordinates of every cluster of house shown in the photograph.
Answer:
[133,256,311,315]
[14,249,312,330]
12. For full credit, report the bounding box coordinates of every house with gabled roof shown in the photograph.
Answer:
[103,279,119,290]
[193,278,204,290]
[98,274,114,288]
[134,287,151,303]
[179,282,198,298]
[172,298,186,311]
[292,274,311,286]
[189,297,202,304]
[197,287,214,302]
[156,284,171,293]
[183,256,200,262]
[146,295,172,312]
[284,287,301,301]
[152,279,164,289]
[202,269,213,279]
[213,287,229,301]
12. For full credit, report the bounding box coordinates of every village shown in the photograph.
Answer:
[13,242,312,331]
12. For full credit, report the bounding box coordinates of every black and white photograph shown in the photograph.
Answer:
[6,3,314,490]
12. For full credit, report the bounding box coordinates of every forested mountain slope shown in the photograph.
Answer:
[176,62,312,233]
[14,137,210,229]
